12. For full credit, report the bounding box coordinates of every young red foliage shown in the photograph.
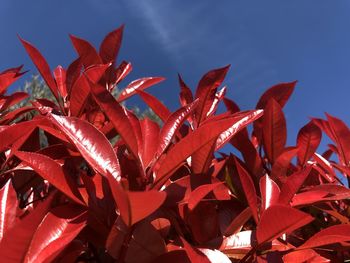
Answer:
[0,25,349,262]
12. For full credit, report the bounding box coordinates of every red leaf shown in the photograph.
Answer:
[180,237,211,263]
[216,110,264,150]
[298,224,350,250]
[124,190,166,226]
[297,121,322,165]
[259,174,280,214]
[326,113,350,166]
[0,106,35,125]
[256,205,313,244]
[0,92,29,112]
[0,119,43,152]
[312,153,337,181]
[65,57,82,95]
[53,66,67,100]
[90,81,139,159]
[23,206,87,263]
[291,184,350,206]
[0,71,23,95]
[206,86,227,117]
[140,119,160,167]
[187,182,223,210]
[19,37,59,100]
[0,180,18,241]
[178,74,193,107]
[270,147,298,181]
[117,77,165,102]
[283,249,330,263]
[0,194,54,262]
[69,64,109,116]
[99,25,124,64]
[278,167,311,205]
[235,158,259,223]
[124,220,167,263]
[15,151,85,206]
[114,61,132,85]
[194,65,230,125]
[69,34,102,67]
[230,129,263,177]
[223,97,240,113]
[220,231,253,260]
[256,81,297,110]
[262,99,286,163]
[47,114,121,180]
[153,115,253,189]
[137,90,171,122]
[156,100,198,158]
[224,207,252,236]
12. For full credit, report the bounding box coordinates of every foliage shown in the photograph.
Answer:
[13,74,162,123]
[0,25,349,262]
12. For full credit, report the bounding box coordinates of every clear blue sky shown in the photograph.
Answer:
[1,1,350,148]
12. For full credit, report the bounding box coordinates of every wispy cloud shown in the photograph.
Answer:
[121,0,209,63]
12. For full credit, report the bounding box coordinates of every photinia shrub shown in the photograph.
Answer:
[0,25,349,262]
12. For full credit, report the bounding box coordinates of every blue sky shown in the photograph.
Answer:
[1,1,350,148]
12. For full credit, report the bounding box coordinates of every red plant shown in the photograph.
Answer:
[0,25,349,262]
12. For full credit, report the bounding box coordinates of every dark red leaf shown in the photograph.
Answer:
[223,97,240,114]
[0,70,24,95]
[180,236,211,263]
[270,147,298,182]
[0,118,43,152]
[194,65,230,125]
[69,64,109,116]
[99,25,124,64]
[137,90,171,122]
[19,37,59,100]
[187,182,223,210]
[90,81,139,159]
[224,207,252,236]
[256,205,313,244]
[298,224,350,250]
[0,92,29,112]
[114,61,132,85]
[178,74,193,107]
[117,77,165,102]
[124,220,167,263]
[278,167,312,205]
[291,184,350,206]
[65,57,82,95]
[326,113,350,166]
[69,34,102,67]
[262,99,286,163]
[297,121,322,166]
[15,151,85,206]
[156,100,198,158]
[235,158,259,223]
[256,81,297,110]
